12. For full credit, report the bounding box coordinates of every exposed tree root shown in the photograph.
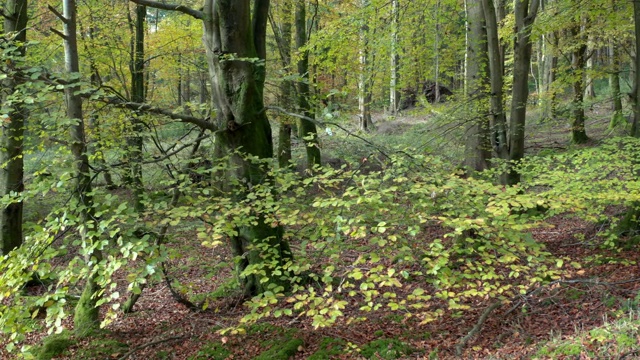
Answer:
[117,335,184,360]
[455,301,501,358]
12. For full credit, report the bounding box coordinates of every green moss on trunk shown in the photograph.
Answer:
[73,277,100,336]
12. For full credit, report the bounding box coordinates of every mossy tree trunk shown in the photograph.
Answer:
[609,38,624,128]
[55,0,103,334]
[618,0,640,238]
[0,0,28,255]
[272,0,294,168]
[203,0,292,296]
[127,3,146,212]
[570,23,589,144]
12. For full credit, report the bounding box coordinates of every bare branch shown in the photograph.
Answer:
[118,336,184,360]
[455,301,502,357]
[104,98,217,132]
[49,28,67,40]
[128,0,203,19]
[265,106,390,160]
[47,5,69,24]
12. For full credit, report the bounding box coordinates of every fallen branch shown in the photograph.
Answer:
[504,277,640,317]
[455,301,501,357]
[117,335,184,360]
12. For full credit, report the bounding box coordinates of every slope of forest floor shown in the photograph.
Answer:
[6,101,640,360]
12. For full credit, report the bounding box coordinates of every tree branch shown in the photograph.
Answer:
[128,0,203,19]
[47,5,69,24]
[117,335,184,360]
[455,301,502,357]
[49,28,67,40]
[104,98,217,132]
[265,106,390,160]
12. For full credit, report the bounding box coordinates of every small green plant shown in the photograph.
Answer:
[308,337,346,360]
[189,341,231,360]
[32,330,74,360]
[360,338,415,360]
[254,338,304,360]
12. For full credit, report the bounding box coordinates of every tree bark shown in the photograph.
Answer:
[58,0,103,334]
[0,0,28,255]
[609,39,624,128]
[507,0,540,185]
[128,4,146,212]
[464,0,491,173]
[358,0,374,132]
[274,0,293,168]
[482,0,509,174]
[202,0,292,296]
[295,0,321,168]
[632,0,640,137]
[570,23,589,144]
[389,0,400,115]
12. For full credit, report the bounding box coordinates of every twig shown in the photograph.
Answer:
[265,105,391,160]
[117,335,184,360]
[455,301,501,357]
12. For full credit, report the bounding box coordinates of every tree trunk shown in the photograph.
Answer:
[203,0,292,297]
[633,0,640,137]
[617,0,640,239]
[434,0,441,103]
[584,37,596,99]
[541,30,558,120]
[389,0,400,115]
[275,0,293,168]
[358,0,374,132]
[609,39,624,128]
[295,0,321,168]
[482,0,509,178]
[128,4,146,212]
[507,0,540,185]
[464,0,491,173]
[570,24,589,144]
[0,0,27,255]
[58,0,103,334]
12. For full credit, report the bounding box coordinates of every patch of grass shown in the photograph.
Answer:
[360,338,415,360]
[76,335,128,359]
[308,337,346,360]
[32,330,74,360]
[534,312,640,359]
[189,341,230,360]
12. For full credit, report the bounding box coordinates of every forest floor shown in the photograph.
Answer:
[6,101,640,360]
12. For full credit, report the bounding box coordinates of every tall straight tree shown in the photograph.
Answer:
[633,0,640,137]
[358,0,374,131]
[464,0,491,173]
[295,0,321,168]
[271,0,294,168]
[0,0,28,255]
[129,0,292,296]
[389,0,400,115]
[507,0,540,185]
[482,0,509,167]
[51,0,104,333]
[128,3,146,211]
[569,21,589,144]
